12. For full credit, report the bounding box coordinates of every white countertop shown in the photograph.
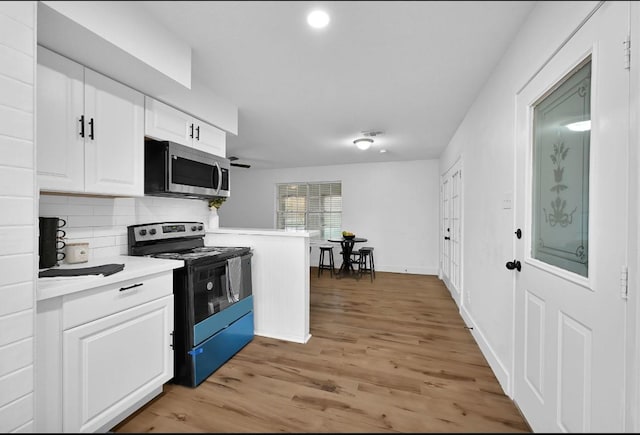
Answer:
[207,227,320,238]
[37,255,184,301]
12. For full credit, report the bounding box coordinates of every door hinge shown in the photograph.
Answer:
[620,266,629,300]
[170,331,174,349]
[624,36,631,70]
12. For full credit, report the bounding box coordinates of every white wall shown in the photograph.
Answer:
[219,160,440,275]
[438,1,601,394]
[39,195,210,261]
[37,1,238,135]
[0,1,36,431]
[40,0,191,89]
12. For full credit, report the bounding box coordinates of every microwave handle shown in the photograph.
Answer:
[213,162,222,193]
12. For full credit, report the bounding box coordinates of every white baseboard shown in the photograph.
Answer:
[379,265,439,275]
[255,331,311,344]
[459,305,512,397]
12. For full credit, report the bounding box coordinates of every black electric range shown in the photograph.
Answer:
[127,221,254,387]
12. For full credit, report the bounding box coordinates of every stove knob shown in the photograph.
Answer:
[149,229,157,235]
[198,225,203,231]
[139,229,147,236]
[191,226,197,231]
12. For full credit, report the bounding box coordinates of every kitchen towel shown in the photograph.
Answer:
[39,263,125,278]
[226,256,242,302]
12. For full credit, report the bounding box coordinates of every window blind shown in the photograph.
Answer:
[276,182,342,239]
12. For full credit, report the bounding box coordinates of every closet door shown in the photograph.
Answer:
[441,158,462,305]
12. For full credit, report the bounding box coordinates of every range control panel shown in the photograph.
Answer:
[129,221,205,243]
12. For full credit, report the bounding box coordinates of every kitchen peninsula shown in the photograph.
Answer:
[205,228,318,344]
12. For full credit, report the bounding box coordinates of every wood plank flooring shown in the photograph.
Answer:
[113,270,531,433]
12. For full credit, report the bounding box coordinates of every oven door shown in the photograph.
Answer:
[190,253,253,327]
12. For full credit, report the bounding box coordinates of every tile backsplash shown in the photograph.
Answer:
[39,193,210,262]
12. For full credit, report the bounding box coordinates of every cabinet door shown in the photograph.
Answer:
[36,46,85,193]
[193,121,226,157]
[63,295,173,433]
[84,69,144,196]
[144,97,192,147]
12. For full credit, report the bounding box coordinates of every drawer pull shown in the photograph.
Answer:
[119,283,143,292]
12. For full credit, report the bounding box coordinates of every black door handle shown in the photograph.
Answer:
[190,123,194,138]
[444,236,450,240]
[79,115,85,137]
[505,260,521,272]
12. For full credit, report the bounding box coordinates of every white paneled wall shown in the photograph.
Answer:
[39,194,210,261]
[0,1,36,432]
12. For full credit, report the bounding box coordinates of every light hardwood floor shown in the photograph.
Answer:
[113,269,531,433]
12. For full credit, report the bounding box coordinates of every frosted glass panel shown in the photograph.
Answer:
[532,60,590,277]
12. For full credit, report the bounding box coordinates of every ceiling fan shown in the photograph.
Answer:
[228,156,251,169]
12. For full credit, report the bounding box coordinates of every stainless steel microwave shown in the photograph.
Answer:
[144,140,230,199]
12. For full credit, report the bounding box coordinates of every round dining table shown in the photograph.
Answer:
[328,237,368,277]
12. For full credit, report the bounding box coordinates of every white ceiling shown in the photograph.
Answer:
[138,1,536,169]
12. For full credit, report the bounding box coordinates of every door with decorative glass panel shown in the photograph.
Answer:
[513,2,628,432]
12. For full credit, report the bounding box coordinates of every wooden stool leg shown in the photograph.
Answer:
[318,249,324,277]
[370,251,375,280]
[329,249,334,277]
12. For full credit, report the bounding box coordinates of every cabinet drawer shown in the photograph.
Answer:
[62,271,173,330]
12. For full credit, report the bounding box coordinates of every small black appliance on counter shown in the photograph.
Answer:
[128,221,253,387]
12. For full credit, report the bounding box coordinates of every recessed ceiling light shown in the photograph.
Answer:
[379,149,387,153]
[353,138,373,150]
[307,10,330,29]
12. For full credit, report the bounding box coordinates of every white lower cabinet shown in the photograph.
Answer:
[63,296,173,432]
[36,271,174,433]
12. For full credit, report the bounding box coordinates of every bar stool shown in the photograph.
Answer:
[357,247,375,281]
[318,245,335,277]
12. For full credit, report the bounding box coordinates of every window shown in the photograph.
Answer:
[276,182,342,239]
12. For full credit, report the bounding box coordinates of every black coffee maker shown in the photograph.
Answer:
[39,217,66,269]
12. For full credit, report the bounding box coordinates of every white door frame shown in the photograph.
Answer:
[629,1,640,431]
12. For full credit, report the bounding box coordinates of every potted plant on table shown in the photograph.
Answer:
[207,197,226,229]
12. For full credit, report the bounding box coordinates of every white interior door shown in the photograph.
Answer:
[513,2,628,432]
[450,162,462,296]
[441,159,462,303]
[441,174,451,282]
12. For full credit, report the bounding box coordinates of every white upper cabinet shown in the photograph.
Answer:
[37,46,144,197]
[145,96,226,157]
[83,69,144,195]
[36,46,85,193]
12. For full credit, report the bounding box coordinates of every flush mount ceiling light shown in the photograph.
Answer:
[354,138,373,150]
[307,10,330,28]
